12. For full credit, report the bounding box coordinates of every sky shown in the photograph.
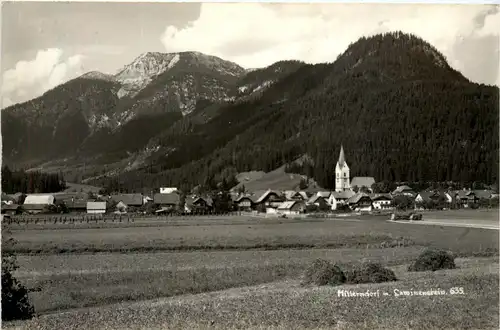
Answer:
[1,1,499,108]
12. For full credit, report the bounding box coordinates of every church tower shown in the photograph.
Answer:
[335,145,350,192]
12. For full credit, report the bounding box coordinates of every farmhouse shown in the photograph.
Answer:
[234,195,255,211]
[328,190,355,210]
[87,202,107,214]
[253,189,284,213]
[64,199,88,213]
[1,204,21,215]
[284,190,309,201]
[392,185,416,197]
[351,177,376,192]
[347,193,373,212]
[154,193,181,211]
[277,201,305,215]
[185,195,213,213]
[23,194,55,214]
[111,194,144,208]
[307,195,329,210]
[159,187,178,194]
[371,194,394,210]
[454,190,478,208]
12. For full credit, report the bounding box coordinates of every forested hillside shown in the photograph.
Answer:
[93,32,498,192]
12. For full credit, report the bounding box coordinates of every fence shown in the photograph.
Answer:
[3,211,245,226]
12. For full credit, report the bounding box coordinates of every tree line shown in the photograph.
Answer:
[1,166,66,194]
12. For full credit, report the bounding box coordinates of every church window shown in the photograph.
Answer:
[344,172,347,177]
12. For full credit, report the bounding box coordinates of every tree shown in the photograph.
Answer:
[359,186,370,194]
[2,226,35,321]
[299,178,308,190]
[352,185,359,193]
[393,195,414,210]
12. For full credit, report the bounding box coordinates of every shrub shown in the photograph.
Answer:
[301,258,346,286]
[1,227,35,321]
[345,262,397,284]
[408,249,456,272]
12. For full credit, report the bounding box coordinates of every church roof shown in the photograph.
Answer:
[337,145,346,168]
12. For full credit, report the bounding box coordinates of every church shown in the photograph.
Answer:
[335,145,375,192]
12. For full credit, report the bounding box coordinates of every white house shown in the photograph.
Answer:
[87,202,107,214]
[371,194,394,210]
[160,187,178,194]
[328,190,355,210]
[23,194,55,205]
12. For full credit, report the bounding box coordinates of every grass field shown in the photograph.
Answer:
[6,214,498,254]
[7,257,499,329]
[3,209,499,329]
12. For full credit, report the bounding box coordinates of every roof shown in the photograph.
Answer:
[277,201,297,210]
[337,145,346,168]
[285,191,302,200]
[308,195,326,204]
[235,194,254,203]
[350,177,375,189]
[316,191,332,198]
[2,204,20,211]
[24,194,55,205]
[87,202,107,210]
[186,195,213,207]
[154,193,180,205]
[254,190,281,204]
[331,190,355,200]
[393,185,414,194]
[110,194,143,206]
[65,200,88,209]
[371,194,393,201]
[347,193,371,204]
[472,189,496,199]
[22,204,46,211]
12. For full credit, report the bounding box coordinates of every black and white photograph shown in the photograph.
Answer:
[1,1,499,329]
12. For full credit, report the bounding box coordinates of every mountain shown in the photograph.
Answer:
[2,32,498,193]
[1,51,248,166]
[93,32,498,192]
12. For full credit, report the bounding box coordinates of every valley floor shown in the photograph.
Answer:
[3,209,499,329]
[5,257,499,330]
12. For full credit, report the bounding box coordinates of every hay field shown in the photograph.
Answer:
[7,257,499,330]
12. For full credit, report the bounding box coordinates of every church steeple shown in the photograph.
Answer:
[335,144,350,192]
[338,145,346,168]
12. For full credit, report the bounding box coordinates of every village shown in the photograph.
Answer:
[2,146,498,218]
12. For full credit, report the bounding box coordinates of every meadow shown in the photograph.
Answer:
[3,209,499,329]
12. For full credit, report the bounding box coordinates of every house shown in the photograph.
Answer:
[64,199,88,213]
[473,189,497,200]
[277,201,305,215]
[347,193,373,212]
[185,195,214,213]
[23,194,55,214]
[87,202,107,214]
[307,195,329,211]
[143,195,153,204]
[371,194,394,210]
[160,187,178,194]
[454,190,478,208]
[234,195,255,211]
[154,193,181,210]
[328,190,355,210]
[284,191,308,201]
[392,185,416,197]
[110,194,144,209]
[350,177,376,192]
[316,191,332,199]
[252,190,284,213]
[1,204,21,215]
[414,191,449,209]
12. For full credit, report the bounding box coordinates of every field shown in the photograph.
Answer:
[3,209,499,329]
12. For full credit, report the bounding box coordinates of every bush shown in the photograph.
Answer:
[408,249,456,272]
[1,227,35,321]
[301,259,346,286]
[345,263,397,284]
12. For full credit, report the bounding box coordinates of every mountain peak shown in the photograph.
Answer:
[333,31,468,84]
[80,71,116,82]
